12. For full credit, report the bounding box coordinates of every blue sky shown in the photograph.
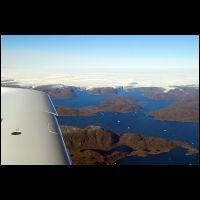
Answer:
[1,35,199,74]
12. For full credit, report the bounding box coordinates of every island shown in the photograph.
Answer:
[145,86,199,123]
[61,125,199,165]
[146,96,199,123]
[125,85,199,123]
[56,95,143,116]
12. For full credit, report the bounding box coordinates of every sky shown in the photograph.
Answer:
[1,35,199,89]
[1,35,199,87]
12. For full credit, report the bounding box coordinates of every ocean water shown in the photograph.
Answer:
[52,89,199,165]
[52,89,110,108]
[116,147,199,165]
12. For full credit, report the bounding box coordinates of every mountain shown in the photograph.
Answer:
[145,86,199,123]
[61,125,198,165]
[56,95,142,116]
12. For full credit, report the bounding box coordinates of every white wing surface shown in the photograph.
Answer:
[1,87,72,165]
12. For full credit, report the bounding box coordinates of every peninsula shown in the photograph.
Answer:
[61,125,198,165]
[56,95,142,116]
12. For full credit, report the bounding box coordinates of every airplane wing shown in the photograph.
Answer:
[1,87,72,165]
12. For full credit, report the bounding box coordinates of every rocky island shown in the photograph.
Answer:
[147,95,199,123]
[61,125,199,165]
[144,86,199,123]
[56,95,142,116]
[125,85,199,123]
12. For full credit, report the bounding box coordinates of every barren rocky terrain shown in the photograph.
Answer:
[56,95,142,116]
[61,125,198,165]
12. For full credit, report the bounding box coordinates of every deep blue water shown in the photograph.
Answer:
[116,147,199,165]
[52,89,110,108]
[57,111,199,148]
[52,88,199,165]
[52,88,175,112]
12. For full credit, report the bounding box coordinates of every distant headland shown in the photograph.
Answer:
[56,95,143,116]
[1,82,199,123]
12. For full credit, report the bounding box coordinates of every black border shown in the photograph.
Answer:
[1,5,199,35]
[1,6,199,186]
[1,165,200,180]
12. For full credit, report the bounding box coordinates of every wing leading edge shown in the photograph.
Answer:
[1,87,72,165]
